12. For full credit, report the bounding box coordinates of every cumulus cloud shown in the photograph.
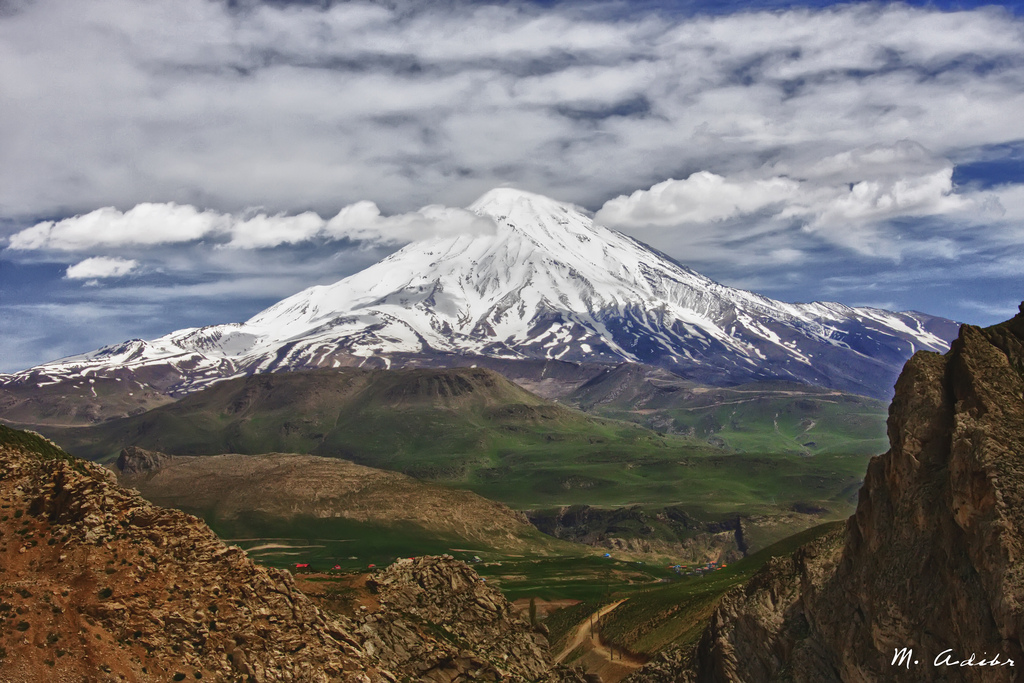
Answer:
[7,202,496,252]
[9,204,227,251]
[596,173,800,227]
[798,168,968,229]
[225,211,328,250]
[65,256,138,280]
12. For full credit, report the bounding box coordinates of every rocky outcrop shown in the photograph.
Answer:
[349,555,587,682]
[527,504,731,562]
[116,446,172,475]
[628,305,1024,682]
[528,504,831,563]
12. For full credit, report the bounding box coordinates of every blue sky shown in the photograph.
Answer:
[1,0,1023,372]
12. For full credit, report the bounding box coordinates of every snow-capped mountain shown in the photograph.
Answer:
[1,188,958,399]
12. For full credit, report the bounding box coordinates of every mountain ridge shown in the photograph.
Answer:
[21,366,878,523]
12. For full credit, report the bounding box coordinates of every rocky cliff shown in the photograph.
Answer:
[527,504,748,564]
[628,304,1024,682]
[0,426,583,682]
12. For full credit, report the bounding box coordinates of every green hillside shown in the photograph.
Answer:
[28,367,873,516]
[568,365,889,457]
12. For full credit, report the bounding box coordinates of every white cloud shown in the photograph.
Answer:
[323,203,495,245]
[596,173,800,227]
[513,62,659,107]
[798,168,968,230]
[65,256,139,279]
[797,141,942,180]
[7,201,497,252]
[225,211,326,250]
[8,203,227,250]
[597,154,984,260]
[2,1,1024,218]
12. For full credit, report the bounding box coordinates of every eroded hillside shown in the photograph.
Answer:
[115,446,578,559]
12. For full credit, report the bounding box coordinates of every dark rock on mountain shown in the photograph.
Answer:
[115,446,172,475]
[566,364,696,411]
[527,504,749,564]
[0,371,173,427]
[626,304,1024,682]
[390,355,606,400]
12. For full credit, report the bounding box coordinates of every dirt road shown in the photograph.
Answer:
[554,599,645,674]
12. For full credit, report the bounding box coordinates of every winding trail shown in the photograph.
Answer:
[554,599,645,672]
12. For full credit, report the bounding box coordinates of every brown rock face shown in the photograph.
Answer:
[628,306,1024,682]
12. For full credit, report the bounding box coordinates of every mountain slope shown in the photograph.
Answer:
[566,364,890,457]
[0,425,586,683]
[0,425,384,682]
[1,188,955,404]
[34,367,679,471]
[114,446,583,564]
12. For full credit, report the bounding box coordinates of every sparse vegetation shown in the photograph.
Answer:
[594,521,844,654]
[0,423,81,470]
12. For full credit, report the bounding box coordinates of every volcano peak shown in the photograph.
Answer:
[2,188,957,399]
